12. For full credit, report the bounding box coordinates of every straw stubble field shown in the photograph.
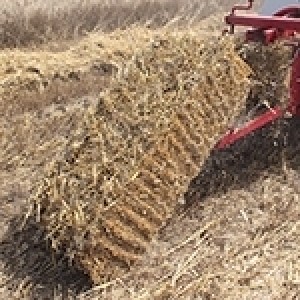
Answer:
[2,0,300,299]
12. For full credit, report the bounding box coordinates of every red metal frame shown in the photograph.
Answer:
[215,1,300,149]
[226,14,300,31]
[215,107,282,149]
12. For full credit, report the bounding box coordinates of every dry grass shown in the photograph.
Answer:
[1,1,298,300]
[0,96,102,299]
[24,28,251,286]
[0,0,263,49]
[240,42,292,111]
[0,11,233,117]
[3,114,300,299]
[0,27,158,117]
[72,39,294,299]
[82,117,300,299]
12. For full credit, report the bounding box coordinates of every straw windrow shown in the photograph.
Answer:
[26,31,252,283]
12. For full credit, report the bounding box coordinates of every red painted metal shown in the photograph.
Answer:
[287,48,300,116]
[215,1,300,149]
[246,27,295,43]
[231,0,254,14]
[215,107,283,149]
[226,14,300,31]
[224,0,255,33]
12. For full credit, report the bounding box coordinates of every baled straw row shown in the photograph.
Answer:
[25,31,252,283]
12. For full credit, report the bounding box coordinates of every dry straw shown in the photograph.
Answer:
[25,30,252,284]
[0,0,256,49]
[0,28,156,96]
[239,41,293,111]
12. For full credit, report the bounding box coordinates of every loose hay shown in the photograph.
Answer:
[238,41,293,112]
[0,27,156,117]
[25,31,252,283]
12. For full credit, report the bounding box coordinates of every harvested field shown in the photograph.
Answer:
[81,117,300,299]
[0,13,226,118]
[2,1,300,299]
[25,31,251,284]
[0,28,155,117]
[0,0,262,49]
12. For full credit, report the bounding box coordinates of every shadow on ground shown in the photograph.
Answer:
[185,116,300,208]
[0,217,92,299]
